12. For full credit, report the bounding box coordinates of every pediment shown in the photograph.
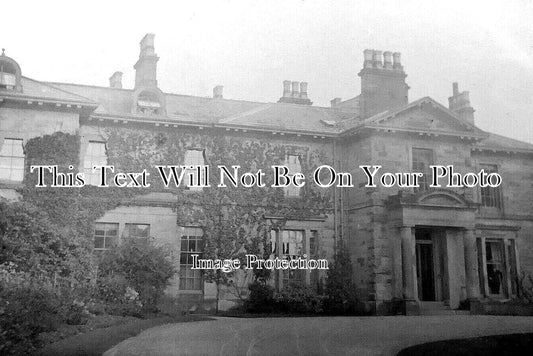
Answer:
[365,98,484,137]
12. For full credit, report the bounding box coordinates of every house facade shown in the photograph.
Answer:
[1,35,532,314]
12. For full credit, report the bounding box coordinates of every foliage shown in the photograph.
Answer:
[244,280,276,313]
[518,271,533,303]
[323,247,360,314]
[0,200,91,283]
[0,263,64,355]
[275,283,323,314]
[98,237,175,313]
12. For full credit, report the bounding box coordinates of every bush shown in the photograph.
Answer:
[275,283,323,314]
[97,237,175,313]
[0,265,64,355]
[244,280,276,313]
[323,248,360,315]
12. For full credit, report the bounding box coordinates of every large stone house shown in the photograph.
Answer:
[1,35,532,314]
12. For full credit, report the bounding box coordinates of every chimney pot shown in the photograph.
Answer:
[299,82,308,99]
[283,80,291,97]
[291,81,300,97]
[453,82,459,96]
[109,71,123,89]
[392,52,402,70]
[383,51,393,69]
[213,85,223,99]
[373,50,383,69]
[364,49,374,68]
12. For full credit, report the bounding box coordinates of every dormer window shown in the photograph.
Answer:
[0,49,22,92]
[137,90,162,115]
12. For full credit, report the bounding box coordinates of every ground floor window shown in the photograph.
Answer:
[179,227,204,290]
[123,223,150,239]
[94,222,118,250]
[477,236,518,298]
[269,229,320,290]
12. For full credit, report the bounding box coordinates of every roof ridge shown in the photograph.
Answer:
[23,77,97,103]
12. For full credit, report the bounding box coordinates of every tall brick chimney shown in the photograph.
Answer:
[358,49,409,118]
[448,82,475,124]
[134,34,159,89]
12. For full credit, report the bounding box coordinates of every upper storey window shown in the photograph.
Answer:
[284,154,302,197]
[480,164,502,209]
[137,91,162,115]
[84,141,107,186]
[412,148,433,192]
[0,138,24,181]
[184,149,206,191]
[0,49,22,92]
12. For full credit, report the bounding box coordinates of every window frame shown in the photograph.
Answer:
[183,149,206,191]
[284,154,302,198]
[411,147,434,193]
[83,141,107,186]
[93,222,119,251]
[477,234,519,299]
[179,227,204,291]
[123,223,151,239]
[0,138,25,182]
[478,163,503,210]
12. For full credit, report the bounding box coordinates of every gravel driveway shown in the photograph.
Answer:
[103,315,533,356]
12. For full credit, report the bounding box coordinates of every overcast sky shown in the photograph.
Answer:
[2,0,532,143]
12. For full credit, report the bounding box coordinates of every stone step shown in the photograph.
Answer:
[420,309,470,316]
[419,301,450,310]
[419,301,470,315]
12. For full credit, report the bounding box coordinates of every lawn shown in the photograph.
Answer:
[38,314,211,356]
[397,333,533,356]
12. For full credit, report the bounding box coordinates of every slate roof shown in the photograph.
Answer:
[5,79,529,153]
[474,132,533,153]
[0,77,96,106]
[46,82,357,134]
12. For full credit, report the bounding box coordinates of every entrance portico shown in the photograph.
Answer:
[388,189,480,314]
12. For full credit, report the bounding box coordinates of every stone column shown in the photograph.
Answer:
[401,226,417,301]
[464,229,480,300]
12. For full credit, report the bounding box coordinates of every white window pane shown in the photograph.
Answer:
[0,168,10,180]
[11,140,24,157]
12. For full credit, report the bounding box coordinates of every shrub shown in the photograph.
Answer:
[245,280,276,313]
[518,271,533,303]
[97,237,175,313]
[275,283,323,314]
[0,265,64,355]
[323,248,360,315]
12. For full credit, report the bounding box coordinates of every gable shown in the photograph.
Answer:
[358,97,488,140]
[372,102,476,135]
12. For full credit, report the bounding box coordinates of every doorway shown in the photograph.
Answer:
[415,228,438,302]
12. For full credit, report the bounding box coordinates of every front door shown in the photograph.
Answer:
[416,229,436,301]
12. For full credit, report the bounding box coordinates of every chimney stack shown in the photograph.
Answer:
[213,85,223,99]
[109,71,123,89]
[134,33,159,89]
[299,82,308,99]
[358,49,408,118]
[330,97,342,107]
[278,80,312,105]
[448,82,475,124]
